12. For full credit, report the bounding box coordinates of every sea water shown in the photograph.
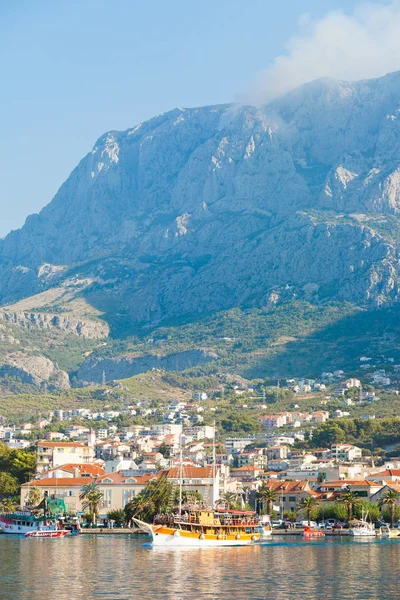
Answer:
[0,535,398,600]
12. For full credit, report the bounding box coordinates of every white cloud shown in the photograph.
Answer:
[247,1,400,105]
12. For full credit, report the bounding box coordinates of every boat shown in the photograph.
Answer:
[0,510,68,536]
[302,525,325,538]
[133,427,262,547]
[348,519,376,537]
[0,495,69,537]
[134,508,261,547]
[25,528,69,538]
[378,525,400,538]
[255,515,272,538]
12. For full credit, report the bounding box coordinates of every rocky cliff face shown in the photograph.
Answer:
[76,349,218,384]
[2,72,400,329]
[0,352,70,389]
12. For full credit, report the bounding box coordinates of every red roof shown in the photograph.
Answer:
[167,466,212,479]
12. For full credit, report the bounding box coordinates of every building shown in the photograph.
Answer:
[166,466,222,505]
[192,392,208,401]
[331,444,362,462]
[318,480,382,500]
[224,437,255,454]
[260,415,287,430]
[21,472,159,515]
[258,480,317,514]
[265,445,289,460]
[36,441,95,473]
[367,469,400,484]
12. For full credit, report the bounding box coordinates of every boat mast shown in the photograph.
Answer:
[211,421,219,508]
[178,432,183,518]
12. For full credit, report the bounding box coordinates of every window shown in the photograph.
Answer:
[289,496,296,502]
[282,496,286,501]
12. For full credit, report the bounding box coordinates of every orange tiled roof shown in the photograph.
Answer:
[22,477,96,487]
[167,466,213,479]
[43,463,105,476]
[37,441,88,448]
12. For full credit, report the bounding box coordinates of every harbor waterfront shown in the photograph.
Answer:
[0,535,399,600]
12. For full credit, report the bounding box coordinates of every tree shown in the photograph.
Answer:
[27,486,42,507]
[297,496,319,526]
[0,472,19,498]
[107,509,126,526]
[379,489,400,528]
[125,476,177,523]
[216,492,240,510]
[79,482,103,525]
[0,498,17,512]
[257,484,278,516]
[311,423,346,448]
[339,491,359,521]
[158,442,171,459]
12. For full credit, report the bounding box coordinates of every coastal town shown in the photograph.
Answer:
[1,360,400,529]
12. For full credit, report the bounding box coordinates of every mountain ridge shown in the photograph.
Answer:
[2,72,400,388]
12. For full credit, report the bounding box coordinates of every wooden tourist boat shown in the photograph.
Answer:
[134,508,261,547]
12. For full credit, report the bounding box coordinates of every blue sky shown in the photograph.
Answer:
[0,0,376,237]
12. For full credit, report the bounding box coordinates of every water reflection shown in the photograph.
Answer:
[0,536,399,600]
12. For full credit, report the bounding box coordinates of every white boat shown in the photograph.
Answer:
[348,520,376,537]
[0,511,64,536]
[378,525,400,538]
[255,515,272,538]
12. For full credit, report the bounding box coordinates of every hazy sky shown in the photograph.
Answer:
[0,0,391,238]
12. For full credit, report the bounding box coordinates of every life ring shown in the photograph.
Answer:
[174,530,180,537]
[252,535,257,542]
[217,534,223,540]
[199,533,205,540]
[236,534,241,540]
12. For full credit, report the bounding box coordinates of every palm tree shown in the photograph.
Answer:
[27,486,42,507]
[257,484,278,516]
[79,482,103,525]
[339,491,359,522]
[297,496,319,526]
[379,489,400,528]
[107,509,126,526]
[125,476,177,523]
[216,492,240,510]
[0,498,17,512]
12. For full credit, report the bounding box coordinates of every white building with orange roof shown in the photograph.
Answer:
[21,471,161,515]
[36,441,95,473]
[259,480,317,514]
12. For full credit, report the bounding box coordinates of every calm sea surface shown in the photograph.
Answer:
[0,535,399,600]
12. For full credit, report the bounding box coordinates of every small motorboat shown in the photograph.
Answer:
[302,526,325,538]
[25,529,69,538]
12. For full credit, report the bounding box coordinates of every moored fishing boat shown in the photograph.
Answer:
[0,511,67,536]
[0,495,69,537]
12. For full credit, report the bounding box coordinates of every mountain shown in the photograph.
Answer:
[2,72,400,386]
